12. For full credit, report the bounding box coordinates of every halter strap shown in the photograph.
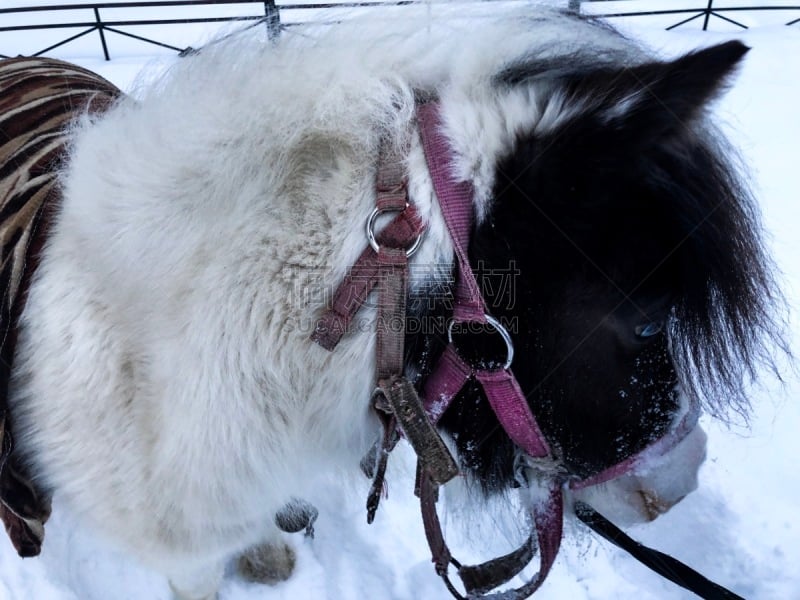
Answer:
[416,103,485,324]
[570,392,701,491]
[312,101,737,600]
[416,102,561,597]
[312,135,425,350]
[416,102,551,461]
[575,502,745,600]
[418,468,563,599]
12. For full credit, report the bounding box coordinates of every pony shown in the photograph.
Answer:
[0,5,781,599]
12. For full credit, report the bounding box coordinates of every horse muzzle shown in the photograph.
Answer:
[571,424,707,526]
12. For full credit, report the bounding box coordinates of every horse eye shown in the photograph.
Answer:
[635,321,664,338]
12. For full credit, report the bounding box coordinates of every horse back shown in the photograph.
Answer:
[0,57,120,557]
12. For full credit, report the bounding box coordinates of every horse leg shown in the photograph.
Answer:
[167,559,224,600]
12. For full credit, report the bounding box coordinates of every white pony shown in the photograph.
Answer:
[6,5,774,599]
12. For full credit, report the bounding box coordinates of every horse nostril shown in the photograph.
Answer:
[638,489,683,521]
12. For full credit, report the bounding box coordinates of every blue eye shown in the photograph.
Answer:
[635,321,664,338]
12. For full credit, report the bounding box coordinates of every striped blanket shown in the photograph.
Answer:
[0,57,120,556]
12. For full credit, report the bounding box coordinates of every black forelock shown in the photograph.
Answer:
[501,106,785,414]
[496,41,785,416]
[651,134,787,416]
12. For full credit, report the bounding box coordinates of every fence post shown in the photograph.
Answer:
[703,0,714,30]
[264,0,281,41]
[93,7,110,60]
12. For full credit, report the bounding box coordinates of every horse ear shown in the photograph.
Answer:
[582,41,750,140]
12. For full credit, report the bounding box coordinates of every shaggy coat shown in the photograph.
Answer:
[6,6,777,599]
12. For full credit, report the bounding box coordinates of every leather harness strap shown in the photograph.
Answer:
[311,147,423,351]
[575,502,745,600]
[311,103,742,600]
[313,105,564,596]
[312,108,562,597]
[418,470,564,599]
[315,137,459,523]
[414,102,563,597]
[310,210,422,350]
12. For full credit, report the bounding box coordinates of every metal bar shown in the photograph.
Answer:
[1,1,798,16]
[582,8,726,19]
[582,0,797,5]
[582,6,800,18]
[0,0,799,62]
[1,17,266,33]
[0,1,272,12]
[0,0,422,16]
[264,0,281,41]
[32,27,97,57]
[665,11,705,31]
[702,0,714,31]
[700,5,800,11]
[94,7,110,60]
[279,1,429,7]
[102,26,186,52]
[0,0,415,15]
[709,11,749,29]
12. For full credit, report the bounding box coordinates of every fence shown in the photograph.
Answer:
[1,0,799,60]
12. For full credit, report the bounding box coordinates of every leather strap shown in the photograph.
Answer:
[312,135,424,350]
[418,466,564,599]
[421,344,473,422]
[376,377,458,486]
[317,135,458,523]
[416,103,485,324]
[575,502,744,600]
[311,206,422,350]
[375,248,409,380]
[474,369,549,459]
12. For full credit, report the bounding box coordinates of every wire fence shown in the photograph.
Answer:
[1,0,799,60]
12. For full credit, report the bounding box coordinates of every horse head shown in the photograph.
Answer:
[409,40,780,525]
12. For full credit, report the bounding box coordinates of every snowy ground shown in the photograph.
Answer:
[1,3,799,599]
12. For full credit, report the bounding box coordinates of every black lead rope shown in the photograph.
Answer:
[574,502,745,600]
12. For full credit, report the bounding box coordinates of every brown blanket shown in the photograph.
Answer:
[0,57,120,556]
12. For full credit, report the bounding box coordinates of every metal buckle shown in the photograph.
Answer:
[365,204,424,257]
[447,314,514,370]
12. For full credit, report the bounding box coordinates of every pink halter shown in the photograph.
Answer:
[415,103,551,462]
[414,102,700,598]
[313,101,701,599]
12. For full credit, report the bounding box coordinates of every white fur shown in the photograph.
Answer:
[8,6,684,597]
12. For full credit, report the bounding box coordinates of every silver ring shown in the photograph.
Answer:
[365,205,423,257]
[447,314,514,370]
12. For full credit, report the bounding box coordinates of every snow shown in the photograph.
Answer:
[1,3,799,599]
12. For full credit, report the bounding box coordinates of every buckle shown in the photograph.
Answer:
[365,204,424,257]
[447,314,514,370]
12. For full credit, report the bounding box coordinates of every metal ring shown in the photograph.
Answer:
[365,205,423,257]
[447,314,514,370]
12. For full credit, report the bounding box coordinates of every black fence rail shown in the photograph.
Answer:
[1,0,799,61]
[579,0,800,30]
